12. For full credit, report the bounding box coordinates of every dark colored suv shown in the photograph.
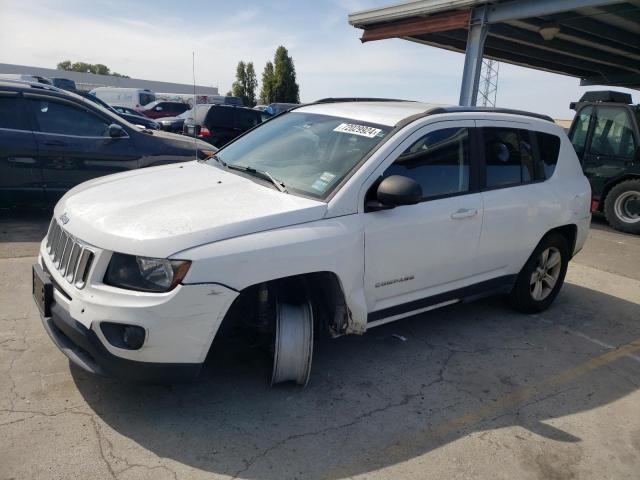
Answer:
[0,81,214,204]
[568,91,640,233]
[182,104,265,147]
[141,101,190,119]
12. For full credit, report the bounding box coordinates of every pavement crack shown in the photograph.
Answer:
[231,391,420,478]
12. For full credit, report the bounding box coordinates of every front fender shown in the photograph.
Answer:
[178,216,368,333]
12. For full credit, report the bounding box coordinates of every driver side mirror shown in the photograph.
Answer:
[107,124,125,138]
[366,175,422,212]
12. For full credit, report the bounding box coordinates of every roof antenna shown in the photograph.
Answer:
[192,51,197,159]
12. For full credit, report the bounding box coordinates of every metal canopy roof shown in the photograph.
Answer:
[349,0,640,91]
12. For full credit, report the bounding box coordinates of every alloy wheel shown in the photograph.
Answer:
[530,247,562,301]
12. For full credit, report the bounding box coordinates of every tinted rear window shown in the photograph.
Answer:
[235,109,261,130]
[206,107,234,127]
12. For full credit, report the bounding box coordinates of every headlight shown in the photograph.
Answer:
[104,253,191,293]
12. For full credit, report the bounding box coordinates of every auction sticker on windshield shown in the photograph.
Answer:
[334,123,382,138]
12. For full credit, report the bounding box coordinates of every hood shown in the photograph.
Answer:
[55,162,327,258]
[140,129,210,149]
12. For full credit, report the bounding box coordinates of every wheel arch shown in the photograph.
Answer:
[544,224,578,257]
[217,270,351,340]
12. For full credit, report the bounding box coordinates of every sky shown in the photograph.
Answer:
[0,0,637,119]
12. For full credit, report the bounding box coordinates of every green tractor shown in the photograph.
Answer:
[568,91,640,234]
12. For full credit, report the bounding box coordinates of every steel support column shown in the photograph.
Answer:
[459,7,488,106]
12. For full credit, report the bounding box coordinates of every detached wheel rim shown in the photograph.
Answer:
[530,247,562,301]
[271,300,314,386]
[613,190,640,224]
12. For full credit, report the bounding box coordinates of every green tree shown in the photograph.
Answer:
[260,61,275,104]
[272,46,299,103]
[56,60,128,77]
[94,64,110,75]
[245,62,257,107]
[231,60,248,106]
[231,61,258,107]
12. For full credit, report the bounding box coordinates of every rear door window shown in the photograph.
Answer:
[590,107,636,157]
[483,128,534,188]
[27,98,110,137]
[0,96,29,130]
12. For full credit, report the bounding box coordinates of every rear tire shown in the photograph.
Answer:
[509,233,569,313]
[604,179,640,234]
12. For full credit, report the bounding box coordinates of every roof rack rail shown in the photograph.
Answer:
[0,79,67,94]
[313,97,413,104]
[427,106,554,123]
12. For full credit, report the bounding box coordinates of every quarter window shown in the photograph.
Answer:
[590,107,636,157]
[0,96,28,130]
[384,127,470,199]
[536,132,561,179]
[28,99,110,137]
[483,128,534,188]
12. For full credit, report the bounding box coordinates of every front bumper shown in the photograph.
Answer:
[35,237,239,382]
[41,298,202,382]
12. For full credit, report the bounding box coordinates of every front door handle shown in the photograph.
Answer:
[451,208,478,219]
[44,140,69,147]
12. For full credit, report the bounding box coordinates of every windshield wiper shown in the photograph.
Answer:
[207,154,226,167]
[226,164,287,193]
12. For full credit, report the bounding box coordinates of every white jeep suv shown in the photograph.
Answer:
[33,99,591,385]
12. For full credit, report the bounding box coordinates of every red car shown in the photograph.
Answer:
[141,101,190,119]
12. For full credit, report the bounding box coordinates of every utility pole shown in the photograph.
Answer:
[478,59,499,107]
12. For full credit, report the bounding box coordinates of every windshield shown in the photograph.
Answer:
[210,112,391,199]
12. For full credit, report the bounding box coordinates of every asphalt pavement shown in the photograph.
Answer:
[1,208,639,480]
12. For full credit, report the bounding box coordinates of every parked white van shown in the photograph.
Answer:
[33,99,591,386]
[89,87,156,109]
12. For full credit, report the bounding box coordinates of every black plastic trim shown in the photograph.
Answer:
[40,295,202,383]
[180,281,240,292]
[313,97,414,104]
[423,106,554,123]
[367,275,517,323]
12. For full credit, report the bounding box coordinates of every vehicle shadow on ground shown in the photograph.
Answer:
[0,205,52,258]
[71,283,640,479]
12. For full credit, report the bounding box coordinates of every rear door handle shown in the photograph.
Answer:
[44,140,69,147]
[451,208,478,219]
